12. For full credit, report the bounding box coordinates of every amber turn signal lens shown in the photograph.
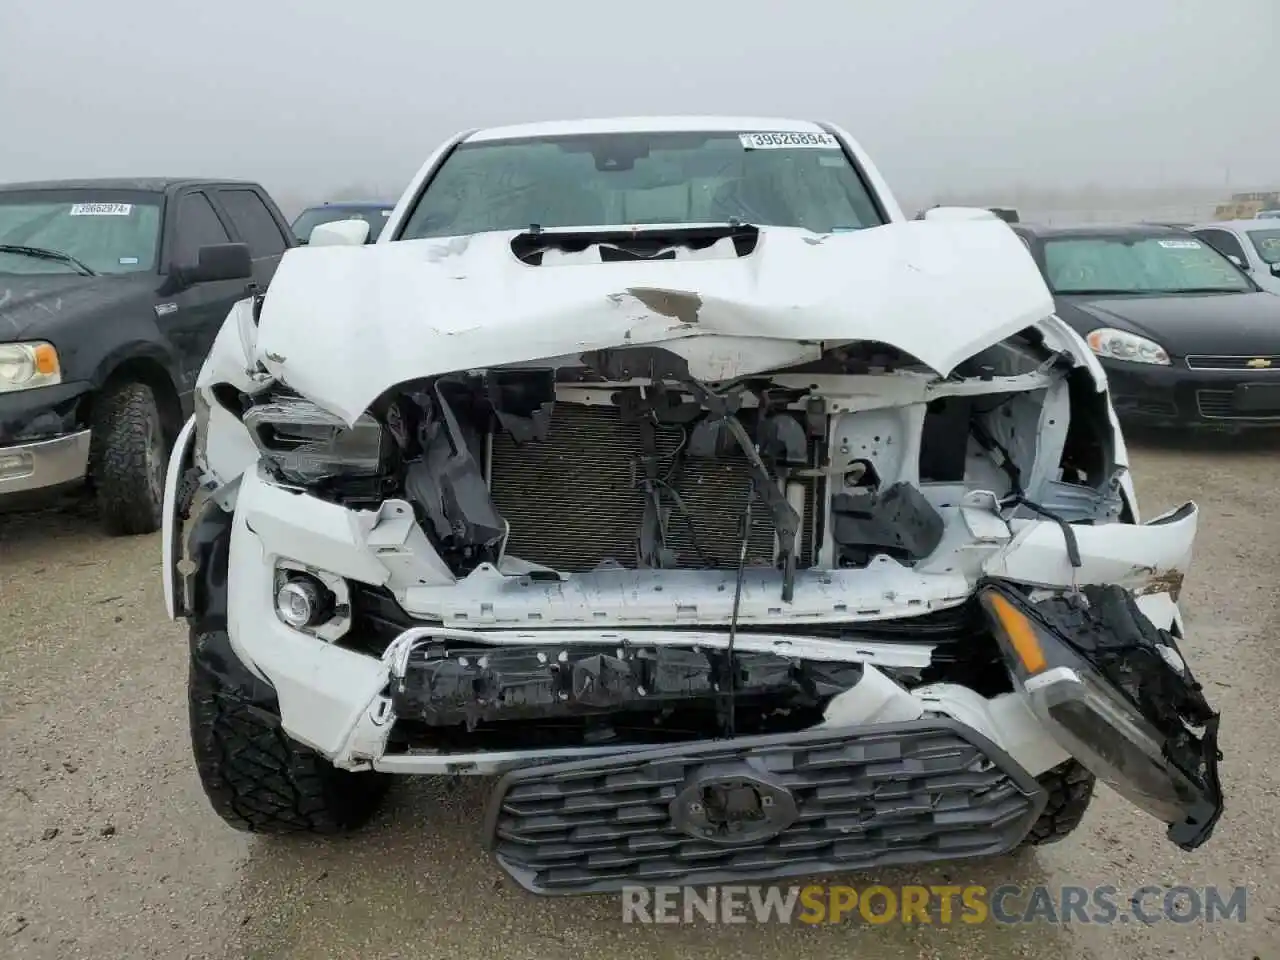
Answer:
[987,592,1047,675]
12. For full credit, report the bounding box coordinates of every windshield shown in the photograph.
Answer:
[398,130,885,240]
[1042,234,1253,295]
[0,191,162,275]
[1247,228,1280,264]
[292,206,390,243]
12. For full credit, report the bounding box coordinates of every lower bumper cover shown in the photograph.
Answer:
[1103,360,1280,427]
[0,429,91,499]
[484,718,1046,895]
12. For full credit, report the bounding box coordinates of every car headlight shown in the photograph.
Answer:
[979,583,1222,850]
[1085,328,1170,365]
[0,341,62,393]
[242,394,390,485]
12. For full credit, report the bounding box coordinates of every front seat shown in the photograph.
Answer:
[519,182,607,229]
[709,175,790,226]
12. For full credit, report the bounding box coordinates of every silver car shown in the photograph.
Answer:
[1189,218,1280,294]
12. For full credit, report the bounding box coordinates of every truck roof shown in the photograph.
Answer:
[465,115,829,143]
[0,177,261,193]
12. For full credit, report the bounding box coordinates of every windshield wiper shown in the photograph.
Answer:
[0,244,97,276]
[1055,289,1159,297]
[1148,287,1243,295]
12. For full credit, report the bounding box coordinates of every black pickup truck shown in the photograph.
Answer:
[0,177,293,534]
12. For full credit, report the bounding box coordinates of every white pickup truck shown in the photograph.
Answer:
[162,116,1222,896]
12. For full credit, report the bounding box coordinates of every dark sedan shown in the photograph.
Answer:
[1012,223,1280,429]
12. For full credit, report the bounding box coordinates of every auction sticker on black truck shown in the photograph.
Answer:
[739,132,840,149]
[68,203,133,216]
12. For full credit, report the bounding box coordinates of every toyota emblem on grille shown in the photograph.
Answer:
[1246,357,1273,368]
[670,769,799,845]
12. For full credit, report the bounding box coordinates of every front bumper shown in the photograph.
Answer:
[169,466,1222,870]
[1102,358,1280,427]
[0,381,94,502]
[0,429,92,500]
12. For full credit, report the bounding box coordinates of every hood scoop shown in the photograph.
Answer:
[510,222,760,265]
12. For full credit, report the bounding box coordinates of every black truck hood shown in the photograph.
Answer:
[0,273,156,340]
[1055,291,1280,357]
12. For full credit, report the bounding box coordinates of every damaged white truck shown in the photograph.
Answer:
[161,117,1223,895]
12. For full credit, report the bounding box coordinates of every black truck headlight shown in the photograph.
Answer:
[242,395,390,485]
[979,582,1223,851]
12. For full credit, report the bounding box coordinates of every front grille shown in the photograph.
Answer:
[488,402,819,572]
[484,719,1045,894]
[1186,355,1280,371]
[1196,389,1280,419]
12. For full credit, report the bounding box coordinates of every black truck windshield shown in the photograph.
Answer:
[0,191,161,275]
[399,130,884,240]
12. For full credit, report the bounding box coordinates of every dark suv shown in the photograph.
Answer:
[0,177,295,533]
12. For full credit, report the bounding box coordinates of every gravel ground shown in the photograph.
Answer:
[1,433,1277,960]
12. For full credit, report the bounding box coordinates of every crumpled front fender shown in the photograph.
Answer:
[193,298,272,490]
[984,502,1196,600]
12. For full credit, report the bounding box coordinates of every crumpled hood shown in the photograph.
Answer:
[254,219,1055,425]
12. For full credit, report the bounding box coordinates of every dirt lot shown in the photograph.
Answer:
[1,434,1277,960]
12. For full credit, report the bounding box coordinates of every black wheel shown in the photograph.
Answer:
[188,639,389,834]
[90,382,168,536]
[1022,759,1096,846]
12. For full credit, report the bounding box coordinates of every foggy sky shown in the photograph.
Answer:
[1,0,1275,205]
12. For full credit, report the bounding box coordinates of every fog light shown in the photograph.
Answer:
[275,575,331,629]
[0,450,34,480]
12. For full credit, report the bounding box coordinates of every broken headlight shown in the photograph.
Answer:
[242,395,390,486]
[979,582,1222,851]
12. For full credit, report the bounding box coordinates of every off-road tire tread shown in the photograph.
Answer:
[91,382,164,536]
[1023,759,1096,845]
[188,650,388,835]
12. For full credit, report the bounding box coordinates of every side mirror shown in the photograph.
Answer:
[1270,262,1280,278]
[176,242,253,287]
[922,206,1001,222]
[309,219,370,247]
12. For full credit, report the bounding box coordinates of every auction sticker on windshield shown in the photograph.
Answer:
[740,132,840,149]
[1157,239,1202,249]
[69,203,133,216]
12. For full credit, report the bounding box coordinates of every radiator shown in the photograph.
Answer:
[488,402,819,573]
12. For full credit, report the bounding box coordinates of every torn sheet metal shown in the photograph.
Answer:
[985,502,1197,593]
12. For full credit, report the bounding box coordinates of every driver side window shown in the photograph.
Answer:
[174,192,230,265]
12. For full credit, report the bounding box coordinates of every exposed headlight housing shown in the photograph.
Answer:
[243,395,391,486]
[979,582,1222,850]
[1085,327,1170,365]
[0,341,62,393]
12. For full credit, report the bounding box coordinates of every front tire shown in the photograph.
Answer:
[90,382,167,536]
[188,639,389,834]
[1022,759,1096,846]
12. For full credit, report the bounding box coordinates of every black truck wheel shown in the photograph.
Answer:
[188,645,389,835]
[1022,759,1097,846]
[90,382,168,536]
